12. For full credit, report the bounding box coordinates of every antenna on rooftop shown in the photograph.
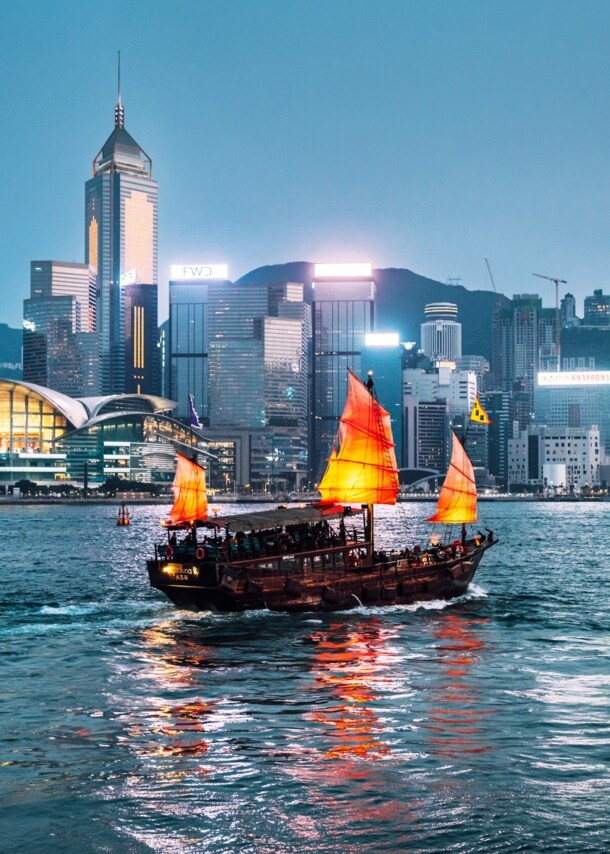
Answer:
[115,50,124,129]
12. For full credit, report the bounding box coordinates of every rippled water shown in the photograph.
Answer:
[1,501,609,852]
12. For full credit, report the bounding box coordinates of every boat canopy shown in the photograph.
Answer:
[317,370,399,506]
[427,431,477,524]
[167,452,208,525]
[206,503,363,532]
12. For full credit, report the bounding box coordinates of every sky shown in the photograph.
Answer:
[2,0,610,326]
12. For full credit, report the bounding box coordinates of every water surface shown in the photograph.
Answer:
[1,501,609,852]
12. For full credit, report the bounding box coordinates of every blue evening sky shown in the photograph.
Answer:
[1,0,609,326]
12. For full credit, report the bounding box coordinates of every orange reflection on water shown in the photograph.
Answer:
[306,620,396,761]
[424,612,494,758]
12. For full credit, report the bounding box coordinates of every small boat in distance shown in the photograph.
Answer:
[146,370,496,612]
[116,503,131,526]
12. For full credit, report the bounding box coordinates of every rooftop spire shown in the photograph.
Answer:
[115,50,124,129]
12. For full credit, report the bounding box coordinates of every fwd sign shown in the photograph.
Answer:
[170,264,228,280]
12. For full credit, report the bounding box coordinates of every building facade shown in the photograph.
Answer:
[0,379,194,487]
[85,95,158,394]
[420,302,462,361]
[168,265,230,422]
[310,263,376,481]
[508,424,602,491]
[23,261,98,397]
[208,281,310,491]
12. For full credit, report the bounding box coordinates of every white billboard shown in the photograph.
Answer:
[538,371,610,386]
[171,264,229,280]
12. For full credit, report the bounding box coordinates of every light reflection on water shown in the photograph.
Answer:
[1,501,610,852]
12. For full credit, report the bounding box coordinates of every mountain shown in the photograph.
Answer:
[237,263,509,361]
[0,323,22,379]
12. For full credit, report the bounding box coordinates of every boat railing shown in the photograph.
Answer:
[217,541,371,578]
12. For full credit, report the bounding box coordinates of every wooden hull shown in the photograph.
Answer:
[147,540,494,613]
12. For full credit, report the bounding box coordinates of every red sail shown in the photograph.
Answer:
[168,453,208,525]
[318,370,399,506]
[427,432,477,524]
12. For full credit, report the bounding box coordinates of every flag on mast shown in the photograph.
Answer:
[470,395,492,424]
[188,394,202,429]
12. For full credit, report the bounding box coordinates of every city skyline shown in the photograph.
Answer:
[4,0,610,327]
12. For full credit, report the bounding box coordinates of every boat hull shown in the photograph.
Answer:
[147,541,493,613]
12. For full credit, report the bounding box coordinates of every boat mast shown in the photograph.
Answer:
[365,371,376,551]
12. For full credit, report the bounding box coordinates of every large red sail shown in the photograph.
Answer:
[168,453,208,525]
[318,370,399,506]
[427,431,477,524]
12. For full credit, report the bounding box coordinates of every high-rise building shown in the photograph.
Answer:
[123,282,159,394]
[483,390,511,486]
[492,293,557,422]
[85,88,158,394]
[420,303,462,361]
[168,264,230,422]
[361,333,404,467]
[560,292,579,328]
[310,263,376,481]
[23,261,98,396]
[208,281,310,491]
[584,289,610,326]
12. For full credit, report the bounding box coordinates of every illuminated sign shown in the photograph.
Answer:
[365,333,400,347]
[171,264,229,280]
[313,262,372,278]
[120,269,137,286]
[23,319,36,332]
[538,371,610,386]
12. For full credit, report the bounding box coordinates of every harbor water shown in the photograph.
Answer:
[1,501,609,852]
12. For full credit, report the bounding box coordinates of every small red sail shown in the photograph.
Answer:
[318,370,399,506]
[427,431,477,524]
[168,453,208,525]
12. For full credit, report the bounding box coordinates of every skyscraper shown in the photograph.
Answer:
[23,261,98,396]
[85,80,158,394]
[310,263,376,481]
[420,302,462,361]
[208,281,309,491]
[168,264,230,422]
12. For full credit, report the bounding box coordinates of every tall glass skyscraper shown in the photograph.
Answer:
[85,92,158,394]
[168,266,230,422]
[310,264,376,482]
[23,261,98,396]
[208,281,309,491]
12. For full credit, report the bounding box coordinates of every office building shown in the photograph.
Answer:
[420,302,461,361]
[311,263,376,481]
[168,264,229,422]
[483,390,511,486]
[535,370,610,454]
[123,282,159,394]
[23,261,98,396]
[583,289,610,326]
[208,281,309,491]
[361,333,404,466]
[508,424,602,491]
[85,90,158,394]
[493,293,557,421]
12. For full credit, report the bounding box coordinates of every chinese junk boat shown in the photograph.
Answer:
[147,371,496,612]
[116,504,131,526]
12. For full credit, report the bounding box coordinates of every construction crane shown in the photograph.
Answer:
[533,272,567,362]
[484,258,497,292]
